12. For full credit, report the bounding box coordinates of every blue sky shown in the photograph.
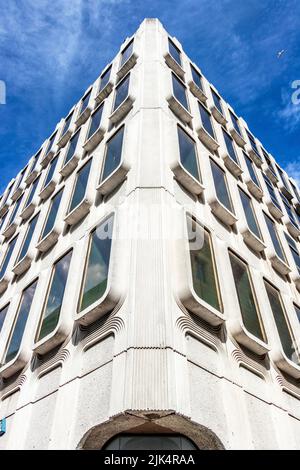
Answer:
[0,0,300,193]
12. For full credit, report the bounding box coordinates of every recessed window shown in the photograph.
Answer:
[100,126,124,184]
[290,181,300,204]
[168,38,181,66]
[187,215,222,311]
[0,236,18,280]
[285,233,300,274]
[99,66,112,92]
[229,110,241,135]
[4,279,38,364]
[172,74,188,110]
[68,159,92,214]
[0,184,12,208]
[262,149,276,175]
[120,40,134,67]
[6,195,23,227]
[239,188,262,239]
[229,251,266,341]
[264,213,286,262]
[13,168,26,192]
[43,154,59,190]
[87,103,104,141]
[40,189,63,240]
[44,132,57,157]
[276,166,290,191]
[198,102,215,138]
[16,213,39,264]
[246,130,261,159]
[281,194,298,228]
[190,65,203,90]
[61,112,73,137]
[29,149,42,175]
[113,74,130,112]
[24,175,40,209]
[264,280,299,365]
[295,304,300,323]
[210,159,234,213]
[36,251,72,342]
[79,89,92,116]
[64,129,80,165]
[79,215,114,312]
[263,175,281,210]
[177,126,200,181]
[0,304,9,334]
[211,89,223,115]
[222,129,239,164]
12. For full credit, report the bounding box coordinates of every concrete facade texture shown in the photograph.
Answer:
[0,18,299,449]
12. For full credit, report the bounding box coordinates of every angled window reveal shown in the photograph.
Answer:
[100,126,124,184]
[99,66,112,92]
[264,213,286,262]
[68,159,92,214]
[239,188,262,239]
[64,129,81,165]
[87,103,104,141]
[0,236,18,280]
[16,213,39,264]
[43,154,59,190]
[210,159,234,213]
[40,189,63,240]
[168,38,181,66]
[198,102,215,138]
[113,74,130,112]
[172,74,188,110]
[120,40,134,67]
[177,126,200,181]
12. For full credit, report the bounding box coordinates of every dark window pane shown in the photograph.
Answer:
[263,175,280,209]
[0,304,9,334]
[168,39,181,65]
[223,129,238,164]
[285,233,300,274]
[41,189,63,240]
[65,130,80,164]
[44,132,57,156]
[79,216,114,312]
[25,176,40,208]
[113,75,130,112]
[80,90,91,115]
[295,304,300,323]
[87,104,104,140]
[172,74,188,110]
[101,126,124,183]
[177,127,200,181]
[212,89,223,115]
[229,111,241,135]
[61,112,73,137]
[0,237,17,279]
[99,66,111,92]
[120,40,133,67]
[187,216,222,311]
[199,103,214,138]
[245,154,260,187]
[264,213,286,261]
[17,214,39,263]
[37,251,72,341]
[265,281,299,365]
[211,159,233,212]
[43,155,59,189]
[7,196,23,227]
[190,65,203,90]
[4,280,37,364]
[69,160,92,213]
[229,252,265,341]
[239,189,261,239]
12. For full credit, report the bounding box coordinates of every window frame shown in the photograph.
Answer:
[209,157,237,226]
[65,157,93,226]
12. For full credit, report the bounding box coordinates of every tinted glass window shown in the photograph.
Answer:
[80,90,91,115]
[172,74,188,110]
[211,89,223,114]
[239,189,261,239]
[264,213,286,261]
[101,126,124,183]
[199,103,214,138]
[211,159,233,212]
[190,65,203,90]
[87,104,104,140]
[113,75,130,112]
[61,112,73,136]
[120,40,133,67]
[25,176,40,208]
[99,66,112,92]
[0,236,17,279]
[43,154,59,189]
[17,214,39,263]
[69,160,92,213]
[0,304,9,334]
[177,127,200,181]
[168,39,181,65]
[41,189,63,240]
[223,129,238,164]
[65,130,80,164]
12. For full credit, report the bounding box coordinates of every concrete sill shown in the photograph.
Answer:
[95,81,113,104]
[293,199,300,215]
[269,253,291,276]
[278,183,293,201]
[2,222,17,240]
[164,52,185,80]
[36,228,60,253]
[20,201,36,221]
[11,185,25,202]
[182,291,225,327]
[229,318,269,356]
[13,252,33,276]
[271,349,300,380]
[245,145,263,168]
[284,217,300,239]
[291,272,300,292]
[39,179,57,201]
[266,199,284,221]
[241,227,266,253]
[197,126,219,152]
[40,149,55,169]
[57,128,73,149]
[221,152,243,178]
[245,177,263,201]
[75,105,92,128]
[25,168,39,186]
[264,166,278,185]
[188,80,207,103]
[229,127,246,147]
[117,52,138,81]
[109,95,135,125]
[0,202,9,217]
[210,105,227,126]
[64,199,91,226]
[209,197,237,227]
[171,162,204,196]
[60,153,81,178]
[83,126,105,153]
[0,272,12,295]
[97,162,130,196]
[167,94,192,125]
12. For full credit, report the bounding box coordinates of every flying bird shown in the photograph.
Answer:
[277,49,286,58]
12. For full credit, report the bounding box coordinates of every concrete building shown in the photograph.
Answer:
[0,18,299,450]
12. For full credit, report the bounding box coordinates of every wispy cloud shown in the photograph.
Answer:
[277,87,300,132]
[284,158,300,187]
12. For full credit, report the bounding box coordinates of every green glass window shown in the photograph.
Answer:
[172,74,188,110]
[210,159,234,213]
[239,188,262,239]
[264,281,300,365]
[113,74,130,112]
[100,126,124,183]
[229,251,266,341]
[177,127,200,181]
[168,38,181,65]
[79,215,114,312]
[0,236,18,280]
[99,66,112,92]
[36,251,72,341]
[87,104,104,140]
[40,189,63,240]
[0,304,9,334]
[43,154,59,189]
[17,213,39,263]
[4,280,38,364]
[187,215,222,311]
[199,102,215,138]
[24,175,40,208]
[120,40,133,67]
[64,129,80,164]
[68,159,92,214]
[264,213,286,262]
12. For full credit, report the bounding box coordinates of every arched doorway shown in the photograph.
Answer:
[103,434,198,450]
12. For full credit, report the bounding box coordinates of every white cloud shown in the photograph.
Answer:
[277,87,300,132]
[284,158,300,187]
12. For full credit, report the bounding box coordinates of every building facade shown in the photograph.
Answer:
[0,18,299,450]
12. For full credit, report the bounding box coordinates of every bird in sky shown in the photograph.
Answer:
[277,49,286,58]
